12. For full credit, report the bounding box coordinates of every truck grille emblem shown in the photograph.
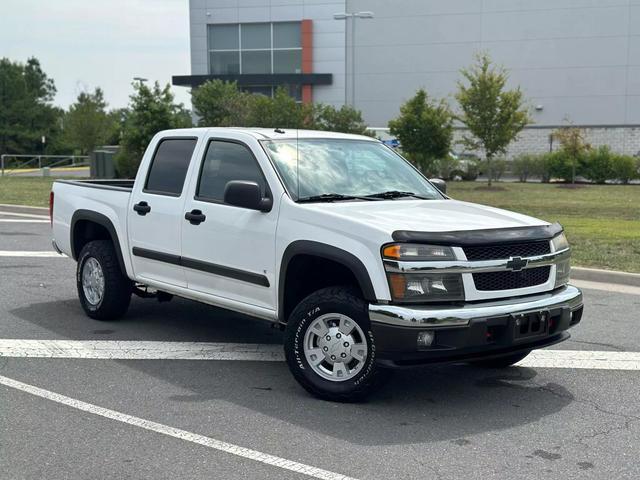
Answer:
[506,256,528,272]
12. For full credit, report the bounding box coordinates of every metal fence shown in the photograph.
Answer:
[0,155,89,176]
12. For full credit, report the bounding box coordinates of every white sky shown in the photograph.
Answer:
[0,0,192,110]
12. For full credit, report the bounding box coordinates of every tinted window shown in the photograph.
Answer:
[273,22,301,48]
[210,51,240,74]
[241,23,270,49]
[197,141,265,202]
[145,139,197,196]
[209,24,239,50]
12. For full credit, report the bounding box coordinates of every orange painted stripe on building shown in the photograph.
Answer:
[301,19,313,103]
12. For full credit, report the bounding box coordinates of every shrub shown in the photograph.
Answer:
[480,157,507,181]
[610,154,638,184]
[583,146,614,184]
[434,154,460,180]
[459,158,481,181]
[531,153,553,183]
[512,153,537,182]
[548,150,584,182]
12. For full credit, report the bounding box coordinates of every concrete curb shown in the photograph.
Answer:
[572,267,640,287]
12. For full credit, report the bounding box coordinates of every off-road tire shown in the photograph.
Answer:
[284,287,390,402]
[77,240,132,320]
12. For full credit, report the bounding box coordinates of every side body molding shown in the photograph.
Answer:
[278,240,377,322]
[70,210,127,275]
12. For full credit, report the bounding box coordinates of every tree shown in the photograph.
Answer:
[191,80,371,134]
[115,81,192,177]
[64,88,114,154]
[0,57,60,155]
[552,123,590,184]
[388,88,454,175]
[248,86,311,128]
[456,53,531,186]
[191,80,253,127]
[314,104,368,135]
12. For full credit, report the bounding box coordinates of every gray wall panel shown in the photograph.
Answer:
[189,0,639,128]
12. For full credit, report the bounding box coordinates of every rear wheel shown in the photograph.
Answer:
[471,350,531,368]
[284,287,389,402]
[77,240,131,320]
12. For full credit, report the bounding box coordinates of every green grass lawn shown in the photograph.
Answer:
[1,177,638,272]
[0,177,58,207]
[448,182,640,273]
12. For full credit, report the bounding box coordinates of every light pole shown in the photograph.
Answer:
[333,11,374,107]
[133,77,148,84]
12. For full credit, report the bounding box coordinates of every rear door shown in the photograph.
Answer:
[128,135,199,287]
[180,135,279,310]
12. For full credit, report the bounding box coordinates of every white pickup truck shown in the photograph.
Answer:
[51,128,583,401]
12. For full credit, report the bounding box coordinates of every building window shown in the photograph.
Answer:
[207,22,302,76]
[242,84,301,102]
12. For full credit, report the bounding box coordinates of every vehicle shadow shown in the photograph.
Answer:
[10,298,575,447]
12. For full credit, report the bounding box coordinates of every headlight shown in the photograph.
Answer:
[388,273,464,302]
[555,259,571,288]
[383,243,455,261]
[551,233,571,287]
[551,232,569,252]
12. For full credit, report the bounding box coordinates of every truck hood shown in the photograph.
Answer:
[300,199,548,235]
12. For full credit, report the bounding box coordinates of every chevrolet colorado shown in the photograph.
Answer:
[51,128,583,401]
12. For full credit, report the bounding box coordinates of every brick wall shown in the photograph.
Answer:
[453,126,640,159]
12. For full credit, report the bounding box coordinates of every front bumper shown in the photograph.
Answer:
[369,285,583,367]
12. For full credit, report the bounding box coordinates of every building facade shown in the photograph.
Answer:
[177,0,640,155]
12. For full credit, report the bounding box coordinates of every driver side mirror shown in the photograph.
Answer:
[430,178,447,195]
[224,181,273,212]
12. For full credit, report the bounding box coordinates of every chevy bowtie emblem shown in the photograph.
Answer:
[506,256,528,272]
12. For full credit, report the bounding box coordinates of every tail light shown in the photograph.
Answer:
[49,191,54,226]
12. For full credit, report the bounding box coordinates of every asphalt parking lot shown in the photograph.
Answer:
[1,205,639,480]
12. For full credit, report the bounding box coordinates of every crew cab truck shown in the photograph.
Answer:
[51,128,584,402]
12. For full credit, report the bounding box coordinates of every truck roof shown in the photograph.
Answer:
[158,127,378,142]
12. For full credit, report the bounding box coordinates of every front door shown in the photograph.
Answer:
[180,137,278,310]
[128,136,198,287]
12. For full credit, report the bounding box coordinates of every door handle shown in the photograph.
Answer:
[185,209,206,225]
[133,201,151,215]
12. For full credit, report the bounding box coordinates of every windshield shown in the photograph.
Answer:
[261,139,443,201]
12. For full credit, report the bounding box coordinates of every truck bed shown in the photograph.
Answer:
[51,179,135,264]
[55,179,135,191]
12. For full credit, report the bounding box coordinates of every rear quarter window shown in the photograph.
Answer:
[144,138,197,196]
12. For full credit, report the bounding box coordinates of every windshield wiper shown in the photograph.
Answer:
[297,193,363,203]
[364,190,429,200]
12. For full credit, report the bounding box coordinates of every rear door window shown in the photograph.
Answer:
[145,138,197,196]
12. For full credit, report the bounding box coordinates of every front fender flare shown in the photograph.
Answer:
[278,240,377,322]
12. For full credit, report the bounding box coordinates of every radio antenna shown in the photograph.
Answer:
[296,126,300,200]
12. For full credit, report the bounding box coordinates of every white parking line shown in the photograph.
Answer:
[0,211,49,220]
[0,374,357,480]
[0,219,50,223]
[0,340,284,361]
[1,339,639,370]
[0,203,48,211]
[518,349,640,370]
[0,251,66,258]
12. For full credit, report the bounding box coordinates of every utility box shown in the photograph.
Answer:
[90,146,119,179]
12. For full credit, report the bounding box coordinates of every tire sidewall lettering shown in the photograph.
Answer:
[291,302,376,386]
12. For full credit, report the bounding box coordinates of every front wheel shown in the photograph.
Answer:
[77,240,132,320]
[284,287,389,402]
[471,350,531,368]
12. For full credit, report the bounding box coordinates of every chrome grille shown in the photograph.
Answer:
[463,241,551,261]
